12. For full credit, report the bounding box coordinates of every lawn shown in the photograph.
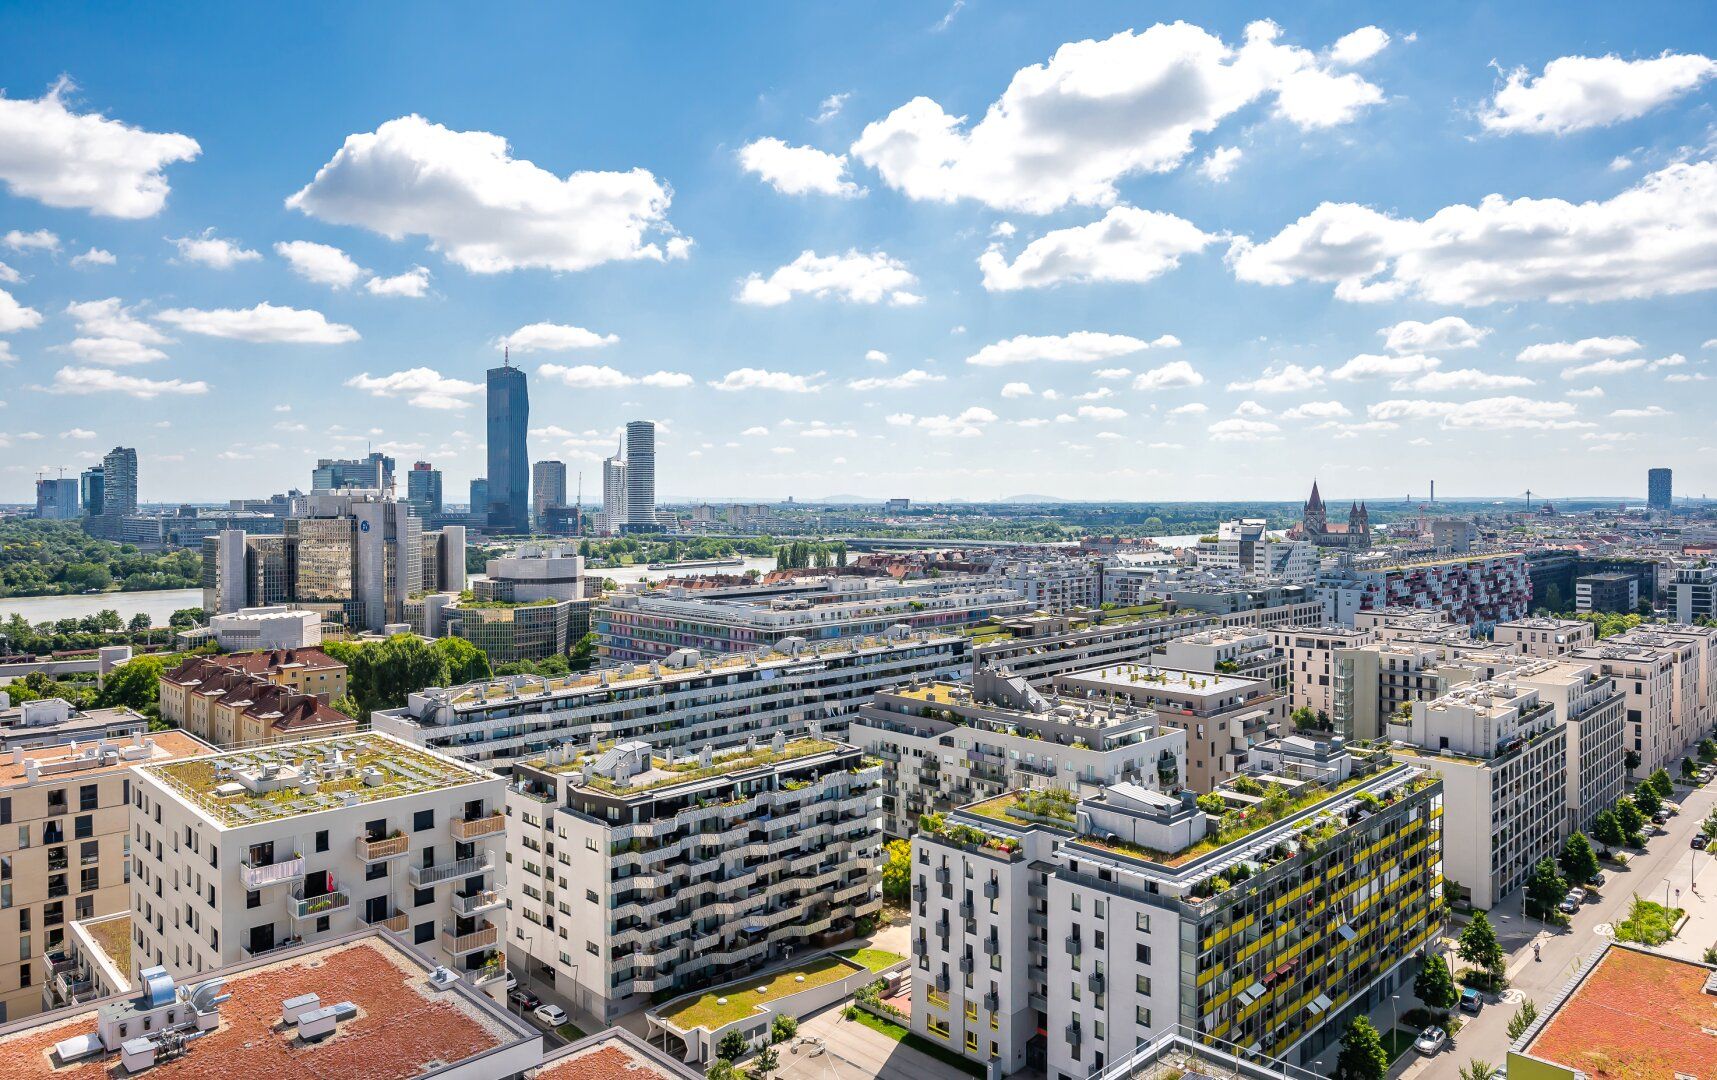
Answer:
[837,947,906,974]
[1614,896,1684,946]
[849,1008,984,1077]
[555,1023,588,1042]
[1379,1028,1418,1063]
[657,956,852,1031]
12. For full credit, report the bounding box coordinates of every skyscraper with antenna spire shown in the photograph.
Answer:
[486,349,530,533]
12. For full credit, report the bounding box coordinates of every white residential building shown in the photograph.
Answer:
[204,607,323,652]
[129,732,510,996]
[1154,627,1286,691]
[1387,680,1567,910]
[1672,564,1717,624]
[1511,660,1627,835]
[602,454,628,536]
[505,735,881,1023]
[373,631,972,769]
[1492,618,1597,659]
[849,668,1187,837]
[972,609,1219,686]
[999,561,1104,612]
[1192,520,1317,583]
[1268,625,1377,722]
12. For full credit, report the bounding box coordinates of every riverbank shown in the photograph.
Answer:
[0,588,203,626]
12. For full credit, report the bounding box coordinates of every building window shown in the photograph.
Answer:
[414,809,435,832]
[314,830,329,853]
[414,887,434,908]
[80,785,98,812]
[247,890,260,910]
[1136,944,1151,964]
[414,922,434,945]
[1136,1007,1151,1027]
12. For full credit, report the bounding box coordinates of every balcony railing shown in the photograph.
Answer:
[409,853,494,889]
[240,854,304,891]
[289,887,351,921]
[450,813,506,841]
[367,912,410,933]
[355,834,410,862]
[441,923,500,956]
[451,889,505,917]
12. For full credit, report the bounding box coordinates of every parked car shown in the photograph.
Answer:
[1558,887,1587,914]
[1588,870,1607,889]
[1654,809,1672,825]
[1694,834,1709,850]
[509,989,542,1012]
[533,1004,569,1028]
[1460,987,1483,1014]
[1415,1027,1448,1056]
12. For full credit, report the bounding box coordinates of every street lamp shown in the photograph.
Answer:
[1391,993,1400,1038]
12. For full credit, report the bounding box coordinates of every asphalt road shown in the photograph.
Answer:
[1406,769,1717,1079]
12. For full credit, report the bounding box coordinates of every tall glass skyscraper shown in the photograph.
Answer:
[487,363,530,532]
[623,420,656,532]
[1648,467,1673,511]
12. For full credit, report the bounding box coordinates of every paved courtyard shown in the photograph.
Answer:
[777,1003,972,1080]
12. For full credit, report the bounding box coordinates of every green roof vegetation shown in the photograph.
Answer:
[85,913,131,978]
[656,954,854,1031]
[836,947,907,974]
[571,738,841,793]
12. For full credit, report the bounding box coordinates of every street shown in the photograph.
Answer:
[1408,769,1717,1079]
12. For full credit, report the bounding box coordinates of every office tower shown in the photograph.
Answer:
[311,452,394,494]
[601,454,627,536]
[622,419,656,532]
[468,477,488,517]
[101,447,137,516]
[531,459,566,529]
[486,362,529,532]
[80,465,104,516]
[35,477,81,519]
[1648,467,1673,511]
[406,460,443,520]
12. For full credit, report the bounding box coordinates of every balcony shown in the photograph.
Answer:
[958,900,975,919]
[1066,1025,1082,1045]
[1065,935,1082,955]
[451,813,506,841]
[355,833,410,863]
[983,991,999,1012]
[240,854,304,891]
[984,937,1000,956]
[469,958,511,990]
[451,888,505,917]
[983,880,999,900]
[366,911,411,934]
[241,935,303,960]
[289,887,351,921]
[1088,971,1105,994]
[959,955,974,974]
[409,853,495,889]
[441,922,500,956]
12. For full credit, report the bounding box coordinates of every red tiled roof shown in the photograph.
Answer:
[536,1040,681,1080]
[1,937,518,1078]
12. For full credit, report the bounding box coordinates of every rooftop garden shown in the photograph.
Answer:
[574,739,839,793]
[656,954,853,1031]
[919,811,1022,857]
[85,913,131,978]
[967,788,1077,827]
[836,947,907,974]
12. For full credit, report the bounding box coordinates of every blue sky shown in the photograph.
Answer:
[1,2,1714,504]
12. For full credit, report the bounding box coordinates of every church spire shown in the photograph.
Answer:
[1306,479,1324,510]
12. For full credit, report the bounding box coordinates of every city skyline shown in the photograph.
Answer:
[1,4,1715,503]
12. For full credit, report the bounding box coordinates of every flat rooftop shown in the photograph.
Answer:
[1,729,210,791]
[1058,662,1257,699]
[143,732,495,826]
[1522,943,1717,1079]
[536,1031,696,1080]
[541,737,846,794]
[0,934,528,1078]
[653,954,858,1032]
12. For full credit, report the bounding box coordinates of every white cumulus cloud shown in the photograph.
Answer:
[502,322,619,352]
[1131,360,1205,390]
[66,298,168,343]
[849,20,1386,213]
[1225,363,1324,393]
[1515,336,1641,363]
[3,228,58,252]
[966,331,1176,367]
[1229,161,1717,305]
[1400,368,1535,392]
[1480,52,1717,135]
[1000,382,1033,398]
[738,138,863,197]
[364,266,431,297]
[1367,395,1588,430]
[286,114,685,273]
[1381,316,1488,353]
[739,250,921,306]
[889,407,998,438]
[709,368,823,393]
[43,366,207,397]
[537,363,692,390]
[1327,27,1391,66]
[1330,352,1440,381]
[0,77,199,218]
[1208,417,1280,441]
[55,337,166,365]
[0,287,43,333]
[345,367,482,409]
[848,369,945,391]
[1198,146,1244,183]
[172,230,260,269]
[979,206,1217,290]
[69,247,115,268]
[1280,400,1350,421]
[155,302,358,344]
[275,240,364,288]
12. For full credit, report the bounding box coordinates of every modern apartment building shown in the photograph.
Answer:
[79,465,103,517]
[1672,564,1717,624]
[1387,680,1567,910]
[1191,520,1317,584]
[1268,626,1377,722]
[849,668,1187,838]
[373,630,973,769]
[909,749,1442,1073]
[158,652,355,748]
[34,478,81,520]
[1511,660,1627,835]
[406,460,443,520]
[0,710,210,1024]
[1317,551,1533,629]
[1155,627,1287,692]
[506,735,881,1022]
[597,576,1030,663]
[972,608,1219,686]
[408,593,581,665]
[129,733,510,995]
[601,455,627,536]
[1647,467,1673,512]
[1055,664,1285,791]
[1575,572,1638,614]
[1492,618,1597,659]
[999,561,1104,612]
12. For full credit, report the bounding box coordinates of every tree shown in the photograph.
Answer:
[329,695,364,720]
[567,632,599,672]
[706,1061,741,1080]
[1649,767,1675,798]
[880,839,912,902]
[1703,809,1717,840]
[1333,1016,1389,1080]
[1700,738,1717,762]
[1614,795,1646,841]
[716,1031,748,1061]
[1413,953,1458,1011]
[1558,832,1600,887]
[770,1014,797,1043]
[430,636,491,685]
[752,1046,779,1079]
[1624,749,1642,772]
[1459,1061,1501,1080]
[1525,856,1568,921]
[128,612,152,632]
[1505,999,1539,1041]
[97,654,169,713]
[1593,809,1624,851]
[1458,911,1504,975]
[328,635,452,714]
[1632,783,1661,819]
[1685,757,1699,781]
